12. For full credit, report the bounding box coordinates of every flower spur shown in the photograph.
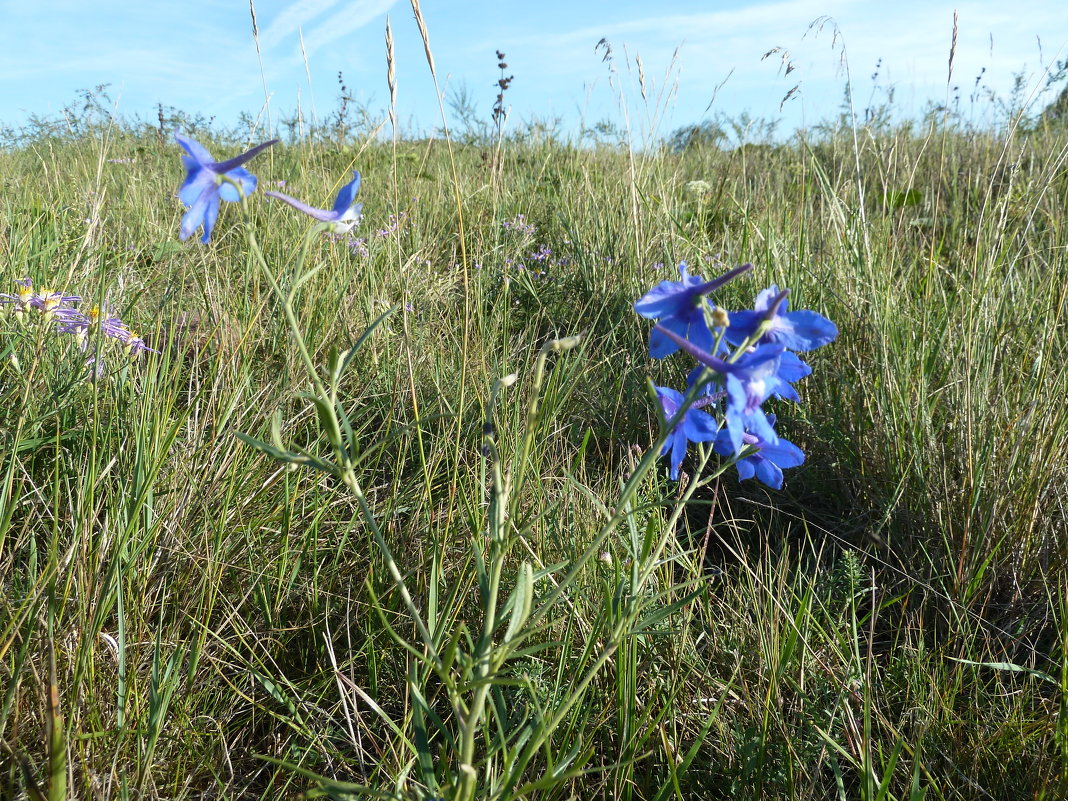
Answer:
[264,171,363,233]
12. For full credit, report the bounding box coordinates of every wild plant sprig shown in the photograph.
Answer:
[228,182,442,663]
[635,261,837,488]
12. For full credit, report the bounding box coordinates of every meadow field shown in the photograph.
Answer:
[1,60,1068,800]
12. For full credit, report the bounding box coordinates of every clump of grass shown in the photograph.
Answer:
[2,21,1068,801]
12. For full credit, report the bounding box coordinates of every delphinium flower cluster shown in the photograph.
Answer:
[1,277,156,378]
[634,261,837,488]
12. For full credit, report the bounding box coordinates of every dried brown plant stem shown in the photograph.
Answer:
[409,0,474,528]
[248,0,272,134]
[386,19,432,501]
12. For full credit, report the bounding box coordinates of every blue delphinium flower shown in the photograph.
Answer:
[722,354,783,455]
[636,267,835,487]
[264,171,363,233]
[656,309,811,399]
[175,132,278,243]
[713,414,804,489]
[634,262,752,358]
[725,284,838,351]
[655,385,719,480]
[653,324,791,400]
[653,323,795,455]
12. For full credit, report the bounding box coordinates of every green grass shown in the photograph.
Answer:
[1,97,1067,800]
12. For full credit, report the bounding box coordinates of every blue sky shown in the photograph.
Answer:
[2,0,1067,140]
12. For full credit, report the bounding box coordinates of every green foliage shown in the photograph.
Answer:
[1,96,1067,800]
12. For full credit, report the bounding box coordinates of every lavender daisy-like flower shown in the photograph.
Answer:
[634,262,752,358]
[175,132,278,243]
[655,385,719,480]
[33,287,81,318]
[264,171,363,233]
[123,329,158,357]
[725,284,838,352]
[57,304,130,349]
[2,279,81,319]
[0,278,37,317]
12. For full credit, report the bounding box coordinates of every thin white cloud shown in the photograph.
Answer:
[260,0,341,50]
[301,0,399,57]
[492,0,858,53]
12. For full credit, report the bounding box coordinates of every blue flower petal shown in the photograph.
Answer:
[180,184,214,241]
[634,277,697,319]
[758,438,805,469]
[217,167,257,202]
[174,132,214,166]
[649,316,697,358]
[736,456,757,482]
[669,428,688,480]
[681,407,718,443]
[753,457,784,489]
[200,194,221,243]
[332,171,361,215]
[778,351,812,383]
[179,168,214,207]
[746,408,778,444]
[753,285,784,313]
[775,309,838,351]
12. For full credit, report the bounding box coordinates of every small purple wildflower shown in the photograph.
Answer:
[1,278,81,319]
[123,329,158,357]
[0,278,37,317]
[57,304,130,349]
[375,210,408,238]
[85,355,107,381]
[502,214,536,236]
[529,244,553,263]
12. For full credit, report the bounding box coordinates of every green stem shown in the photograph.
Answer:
[237,196,438,660]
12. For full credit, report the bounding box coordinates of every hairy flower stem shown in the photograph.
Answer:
[455,371,514,801]
[237,195,439,657]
